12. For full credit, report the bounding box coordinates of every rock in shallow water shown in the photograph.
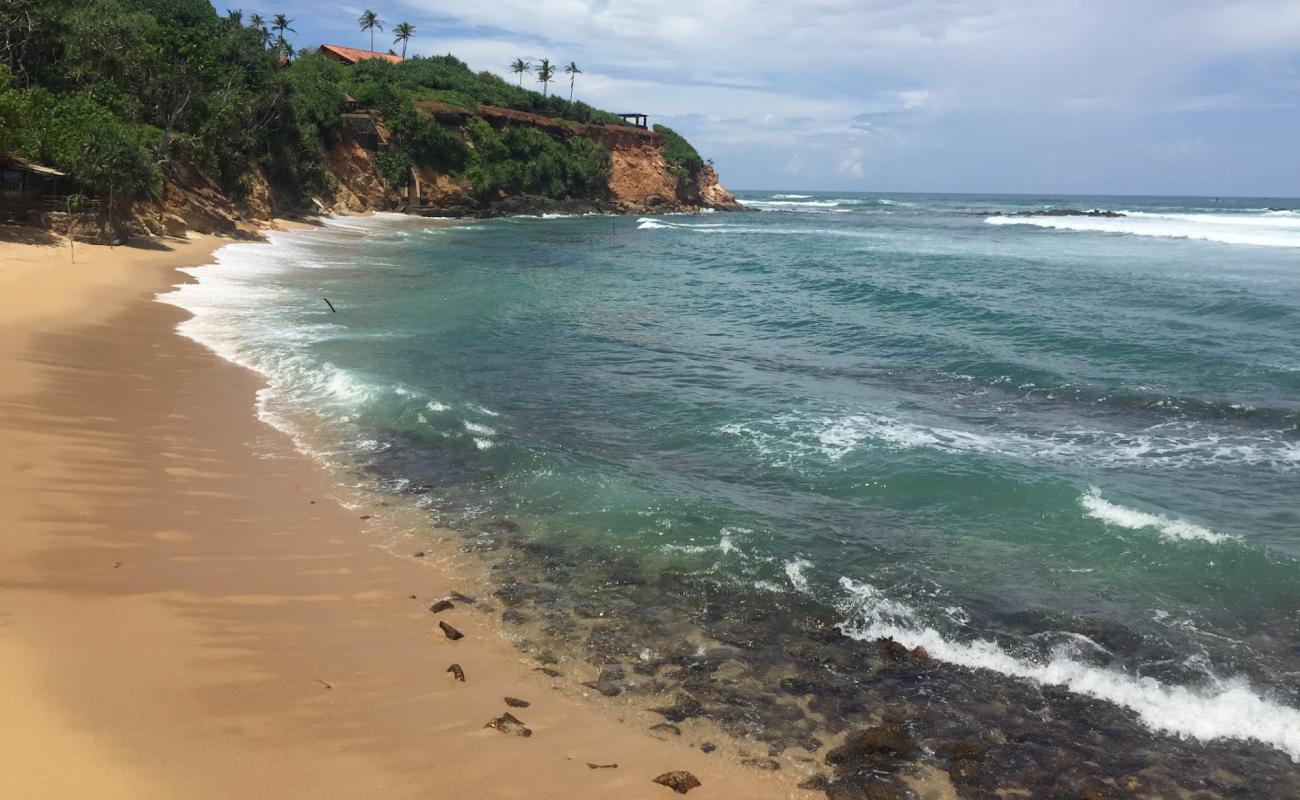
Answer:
[651,693,703,722]
[485,712,532,737]
[504,696,530,708]
[429,599,454,613]
[446,663,465,681]
[439,620,464,640]
[652,770,702,794]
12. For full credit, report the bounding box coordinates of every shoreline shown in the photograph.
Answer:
[0,223,809,799]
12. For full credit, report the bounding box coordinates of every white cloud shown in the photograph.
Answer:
[376,0,1300,193]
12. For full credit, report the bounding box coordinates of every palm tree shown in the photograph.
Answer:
[564,61,582,103]
[393,22,415,58]
[247,13,270,46]
[271,13,295,40]
[535,58,555,97]
[358,10,384,52]
[510,58,531,87]
[226,8,243,25]
[270,13,294,59]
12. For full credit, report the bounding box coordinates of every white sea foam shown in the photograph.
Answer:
[637,218,673,229]
[746,200,842,210]
[1080,488,1237,544]
[426,400,450,412]
[985,210,1300,248]
[721,411,1300,471]
[772,194,813,199]
[473,437,494,450]
[463,421,497,437]
[719,526,750,555]
[784,558,813,593]
[837,578,1300,761]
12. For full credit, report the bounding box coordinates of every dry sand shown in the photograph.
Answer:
[0,224,813,799]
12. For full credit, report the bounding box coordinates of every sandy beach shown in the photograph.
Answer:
[0,224,812,799]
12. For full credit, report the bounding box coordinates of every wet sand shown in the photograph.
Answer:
[0,224,809,799]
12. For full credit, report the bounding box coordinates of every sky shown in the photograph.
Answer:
[259,1,1300,196]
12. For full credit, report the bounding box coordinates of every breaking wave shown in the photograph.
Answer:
[1080,488,1237,544]
[720,412,1300,471]
[837,578,1300,761]
[985,210,1300,248]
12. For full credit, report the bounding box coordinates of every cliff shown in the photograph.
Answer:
[116,103,740,238]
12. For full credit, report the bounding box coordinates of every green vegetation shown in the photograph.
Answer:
[654,124,706,177]
[0,1,706,218]
[463,117,611,198]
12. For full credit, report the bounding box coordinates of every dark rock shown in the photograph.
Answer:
[910,645,932,665]
[412,551,425,558]
[535,667,562,677]
[429,599,454,614]
[587,762,618,769]
[797,775,830,792]
[938,738,987,761]
[439,620,464,640]
[450,591,476,604]
[501,609,530,625]
[651,693,703,722]
[741,757,781,771]
[651,770,702,794]
[359,514,372,520]
[878,638,909,659]
[485,712,532,737]
[446,663,465,682]
[584,680,624,697]
[700,742,716,754]
[504,696,530,708]
[650,723,682,736]
[825,723,916,770]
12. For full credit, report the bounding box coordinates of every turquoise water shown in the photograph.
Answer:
[164,194,1300,774]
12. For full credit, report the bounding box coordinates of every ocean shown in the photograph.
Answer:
[162,193,1300,793]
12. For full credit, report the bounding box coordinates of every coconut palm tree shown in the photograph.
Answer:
[393,22,415,58]
[247,13,270,46]
[510,58,531,87]
[564,61,582,103]
[358,10,384,52]
[226,8,243,25]
[535,58,555,97]
[270,13,294,58]
[271,13,294,40]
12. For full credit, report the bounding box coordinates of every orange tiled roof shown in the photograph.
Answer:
[318,44,405,64]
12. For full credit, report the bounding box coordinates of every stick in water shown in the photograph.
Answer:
[323,297,337,313]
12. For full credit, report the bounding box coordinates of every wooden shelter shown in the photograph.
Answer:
[618,113,648,129]
[0,155,66,212]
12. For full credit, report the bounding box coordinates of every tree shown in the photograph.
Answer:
[393,22,414,58]
[564,61,582,103]
[358,10,384,52]
[535,58,554,97]
[510,58,531,87]
[226,8,243,25]
[271,13,294,41]
[248,13,270,46]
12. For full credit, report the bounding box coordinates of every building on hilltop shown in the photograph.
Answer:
[317,44,405,65]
